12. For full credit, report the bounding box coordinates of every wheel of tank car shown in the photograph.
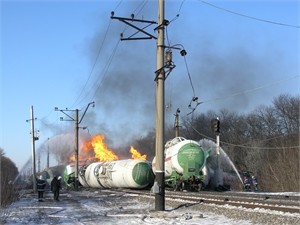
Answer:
[174,184,178,191]
[176,182,182,191]
[174,182,181,191]
[181,182,185,191]
[197,183,202,192]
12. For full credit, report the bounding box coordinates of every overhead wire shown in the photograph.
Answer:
[69,0,131,109]
[164,0,202,117]
[133,0,148,16]
[189,123,300,150]
[168,0,186,24]
[178,1,299,115]
[37,1,124,138]
[70,19,113,108]
[199,0,300,29]
[27,1,158,161]
[91,39,121,101]
[165,0,186,47]
[201,75,299,104]
[90,1,150,102]
[70,0,149,109]
[113,0,123,11]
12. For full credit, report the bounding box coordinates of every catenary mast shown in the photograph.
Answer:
[111,0,166,211]
[154,0,165,211]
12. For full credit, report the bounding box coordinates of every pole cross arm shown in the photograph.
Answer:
[111,15,157,40]
[79,101,95,124]
[55,107,76,121]
[60,110,75,121]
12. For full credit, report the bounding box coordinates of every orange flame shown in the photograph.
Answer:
[83,134,119,161]
[130,146,147,160]
[70,154,75,162]
[69,154,87,162]
[69,134,146,162]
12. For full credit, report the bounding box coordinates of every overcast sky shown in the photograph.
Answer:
[1,0,299,170]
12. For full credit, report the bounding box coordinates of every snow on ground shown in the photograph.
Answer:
[1,189,299,225]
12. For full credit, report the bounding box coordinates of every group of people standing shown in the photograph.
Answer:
[36,175,62,202]
[243,174,259,192]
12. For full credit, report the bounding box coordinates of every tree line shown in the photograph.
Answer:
[0,148,18,207]
[0,93,298,207]
[132,94,299,192]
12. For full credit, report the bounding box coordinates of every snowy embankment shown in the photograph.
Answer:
[1,189,299,225]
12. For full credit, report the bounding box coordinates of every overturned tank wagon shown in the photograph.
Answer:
[39,165,66,186]
[78,159,155,189]
[63,161,87,188]
[152,137,211,191]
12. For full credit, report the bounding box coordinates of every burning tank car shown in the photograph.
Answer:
[153,137,211,191]
[64,159,155,189]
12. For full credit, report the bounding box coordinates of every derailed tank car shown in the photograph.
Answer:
[39,165,66,186]
[153,137,211,191]
[78,159,155,189]
[63,162,86,189]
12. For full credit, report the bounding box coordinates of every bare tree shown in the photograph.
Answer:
[128,94,300,191]
[0,148,19,207]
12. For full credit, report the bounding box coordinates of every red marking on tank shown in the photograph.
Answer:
[165,156,172,162]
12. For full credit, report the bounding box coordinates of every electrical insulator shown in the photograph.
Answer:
[180,49,187,56]
[165,50,172,66]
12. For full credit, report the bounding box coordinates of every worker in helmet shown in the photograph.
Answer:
[36,175,46,202]
[51,176,62,201]
[243,175,251,192]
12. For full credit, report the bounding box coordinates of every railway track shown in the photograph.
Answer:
[111,189,300,214]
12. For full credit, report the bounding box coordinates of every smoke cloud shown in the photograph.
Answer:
[41,1,297,159]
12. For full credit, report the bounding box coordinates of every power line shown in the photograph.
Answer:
[70,0,126,108]
[178,0,187,14]
[91,40,120,101]
[189,124,299,150]
[72,1,152,108]
[113,0,123,11]
[202,75,299,104]
[199,0,300,29]
[133,0,149,15]
[70,20,113,108]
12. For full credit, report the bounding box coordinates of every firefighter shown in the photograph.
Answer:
[51,176,62,201]
[36,175,46,202]
[243,175,251,192]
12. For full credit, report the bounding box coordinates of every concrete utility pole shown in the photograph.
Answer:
[174,108,180,137]
[55,102,94,191]
[47,138,50,168]
[26,105,38,193]
[154,0,166,211]
[75,109,79,190]
[111,0,180,211]
[37,152,40,173]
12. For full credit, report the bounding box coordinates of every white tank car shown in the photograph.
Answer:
[153,137,209,177]
[152,137,210,191]
[78,159,154,189]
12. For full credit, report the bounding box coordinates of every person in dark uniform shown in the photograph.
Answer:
[243,175,251,192]
[36,175,46,202]
[51,176,62,201]
[252,176,259,191]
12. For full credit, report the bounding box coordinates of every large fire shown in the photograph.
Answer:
[130,146,147,160]
[83,134,118,161]
[69,134,147,162]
